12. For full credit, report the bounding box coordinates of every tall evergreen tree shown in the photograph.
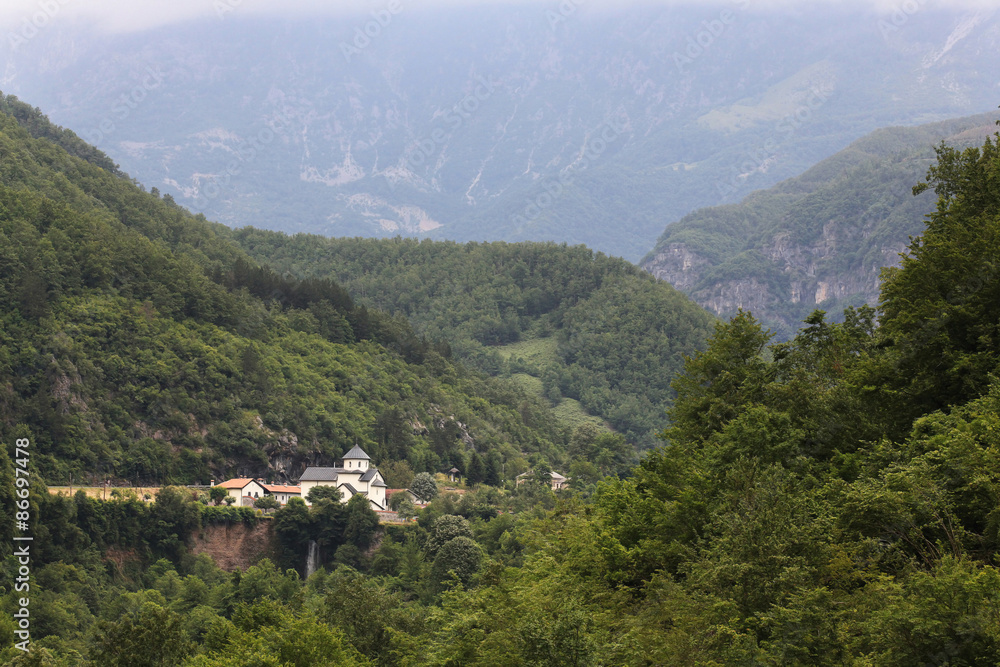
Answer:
[466,452,486,486]
[880,134,1000,419]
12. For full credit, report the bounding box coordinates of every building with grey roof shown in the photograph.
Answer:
[298,445,387,510]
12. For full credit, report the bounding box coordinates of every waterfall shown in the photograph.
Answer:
[305,540,319,579]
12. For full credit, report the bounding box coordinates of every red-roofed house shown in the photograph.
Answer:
[215,478,268,506]
[215,478,303,506]
[262,483,301,504]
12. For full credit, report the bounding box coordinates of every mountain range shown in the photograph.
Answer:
[2,4,999,260]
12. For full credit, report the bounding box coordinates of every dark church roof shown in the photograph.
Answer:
[343,445,371,460]
[299,467,339,482]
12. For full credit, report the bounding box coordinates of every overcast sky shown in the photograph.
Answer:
[1,0,998,34]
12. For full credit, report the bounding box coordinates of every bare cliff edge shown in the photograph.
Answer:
[641,112,999,337]
[190,522,279,572]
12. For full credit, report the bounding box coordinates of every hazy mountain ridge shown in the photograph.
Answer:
[641,111,999,337]
[3,5,999,259]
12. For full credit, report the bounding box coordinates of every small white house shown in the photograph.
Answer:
[262,483,301,505]
[516,470,571,491]
[386,488,424,506]
[299,445,388,510]
[215,478,268,506]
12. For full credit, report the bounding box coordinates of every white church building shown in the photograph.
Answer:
[299,445,388,510]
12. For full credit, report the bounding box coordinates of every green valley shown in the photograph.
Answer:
[5,57,1000,665]
[230,232,718,449]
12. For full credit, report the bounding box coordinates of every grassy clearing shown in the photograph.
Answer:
[498,337,608,431]
[697,61,837,132]
[553,398,606,430]
[509,372,544,395]
[509,372,607,432]
[495,336,560,366]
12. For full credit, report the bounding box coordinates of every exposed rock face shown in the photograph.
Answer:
[641,112,998,337]
[700,277,774,318]
[254,415,304,481]
[645,234,907,334]
[190,521,279,572]
[645,243,710,291]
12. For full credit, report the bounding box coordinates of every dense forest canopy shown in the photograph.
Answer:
[232,233,717,449]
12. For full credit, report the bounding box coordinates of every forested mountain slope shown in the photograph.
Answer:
[642,111,998,337]
[0,94,574,485]
[231,233,717,449]
[7,127,1000,667]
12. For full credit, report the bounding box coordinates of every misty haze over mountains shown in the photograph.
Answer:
[2,1,998,260]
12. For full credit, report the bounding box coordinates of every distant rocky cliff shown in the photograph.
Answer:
[644,232,908,335]
[641,113,998,337]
